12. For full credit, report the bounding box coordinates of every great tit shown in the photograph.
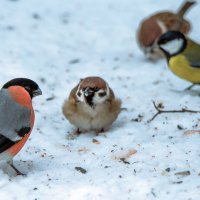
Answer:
[137,0,196,60]
[158,31,200,89]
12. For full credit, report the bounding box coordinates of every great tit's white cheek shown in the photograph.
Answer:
[160,38,183,55]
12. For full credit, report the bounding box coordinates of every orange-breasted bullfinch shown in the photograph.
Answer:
[0,78,42,175]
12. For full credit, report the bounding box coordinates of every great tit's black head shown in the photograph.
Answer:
[3,78,42,98]
[158,31,187,57]
[76,76,109,108]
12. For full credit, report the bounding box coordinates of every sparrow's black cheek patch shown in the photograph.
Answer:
[98,92,106,97]
[77,92,81,97]
[16,127,31,137]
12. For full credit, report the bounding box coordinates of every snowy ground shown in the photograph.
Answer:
[0,0,200,199]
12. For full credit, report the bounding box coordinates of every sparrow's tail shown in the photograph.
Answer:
[177,0,196,17]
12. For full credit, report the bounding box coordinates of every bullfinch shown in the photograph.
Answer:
[0,78,42,175]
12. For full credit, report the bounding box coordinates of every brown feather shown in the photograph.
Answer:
[79,77,107,90]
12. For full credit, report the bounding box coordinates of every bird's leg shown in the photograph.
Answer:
[100,128,105,133]
[184,83,196,91]
[9,161,25,176]
[76,128,81,135]
[96,128,104,136]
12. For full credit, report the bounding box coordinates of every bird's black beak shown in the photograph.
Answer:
[84,88,94,97]
[84,88,95,107]
[33,88,42,97]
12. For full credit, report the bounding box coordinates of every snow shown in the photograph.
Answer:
[0,0,200,199]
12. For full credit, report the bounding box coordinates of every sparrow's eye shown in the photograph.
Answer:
[98,92,106,97]
[77,92,81,96]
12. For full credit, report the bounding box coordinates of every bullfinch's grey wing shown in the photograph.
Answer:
[0,89,31,153]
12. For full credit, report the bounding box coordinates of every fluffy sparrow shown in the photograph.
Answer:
[137,0,196,60]
[62,76,121,133]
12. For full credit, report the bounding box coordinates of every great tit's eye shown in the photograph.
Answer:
[98,92,106,97]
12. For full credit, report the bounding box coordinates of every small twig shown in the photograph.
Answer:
[148,101,200,122]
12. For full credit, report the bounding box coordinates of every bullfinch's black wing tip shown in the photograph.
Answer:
[0,134,16,153]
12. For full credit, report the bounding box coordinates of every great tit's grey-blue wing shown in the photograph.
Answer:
[0,89,31,153]
[183,39,200,68]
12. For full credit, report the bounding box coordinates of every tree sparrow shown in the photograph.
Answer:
[62,76,121,133]
[137,0,196,60]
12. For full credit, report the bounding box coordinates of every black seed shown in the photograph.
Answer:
[75,167,87,174]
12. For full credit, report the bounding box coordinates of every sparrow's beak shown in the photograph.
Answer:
[84,88,94,97]
[84,88,95,107]
[33,88,42,97]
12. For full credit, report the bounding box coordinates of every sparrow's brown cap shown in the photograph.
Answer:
[79,77,107,89]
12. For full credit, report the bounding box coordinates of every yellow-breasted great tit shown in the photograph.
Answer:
[158,31,200,88]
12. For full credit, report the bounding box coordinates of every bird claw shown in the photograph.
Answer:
[76,128,81,135]
[184,83,196,91]
[10,163,26,176]
[96,128,105,136]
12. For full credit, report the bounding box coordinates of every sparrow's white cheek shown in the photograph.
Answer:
[76,90,85,102]
[93,91,107,103]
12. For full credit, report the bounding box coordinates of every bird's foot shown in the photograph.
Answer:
[75,128,81,135]
[10,163,26,176]
[184,84,196,91]
[96,128,105,136]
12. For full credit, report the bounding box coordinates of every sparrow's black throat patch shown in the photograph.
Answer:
[84,87,99,108]
[85,92,95,107]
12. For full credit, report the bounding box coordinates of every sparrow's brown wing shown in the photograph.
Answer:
[69,84,79,100]
[0,89,31,153]
[109,87,115,99]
